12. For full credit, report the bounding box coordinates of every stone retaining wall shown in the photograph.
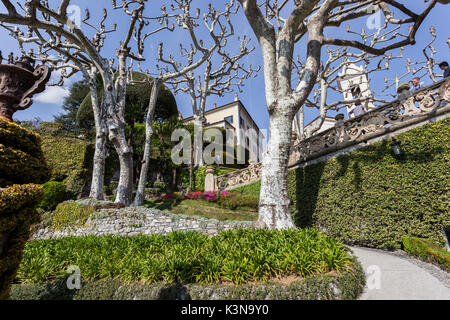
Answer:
[30,206,255,240]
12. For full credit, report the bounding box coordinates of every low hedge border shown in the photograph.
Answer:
[0,184,44,300]
[10,256,365,300]
[402,236,450,272]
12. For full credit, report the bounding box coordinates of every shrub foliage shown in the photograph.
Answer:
[50,202,96,230]
[40,135,93,196]
[39,181,67,211]
[0,120,49,299]
[11,262,365,300]
[402,236,450,270]
[0,184,44,300]
[0,120,50,187]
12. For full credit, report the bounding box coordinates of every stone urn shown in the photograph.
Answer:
[335,113,345,122]
[205,166,215,175]
[396,83,411,100]
[0,55,51,121]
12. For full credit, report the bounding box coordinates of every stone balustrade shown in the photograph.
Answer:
[216,162,262,190]
[214,78,450,190]
[290,78,450,165]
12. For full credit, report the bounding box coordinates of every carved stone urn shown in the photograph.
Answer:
[0,55,51,122]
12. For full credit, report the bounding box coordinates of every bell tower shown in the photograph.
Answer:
[337,64,375,117]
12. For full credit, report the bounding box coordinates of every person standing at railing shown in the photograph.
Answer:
[348,87,367,118]
[439,62,450,78]
[410,77,424,92]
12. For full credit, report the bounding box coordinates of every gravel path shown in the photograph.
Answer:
[348,246,450,300]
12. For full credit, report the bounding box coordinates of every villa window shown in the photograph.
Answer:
[224,115,233,124]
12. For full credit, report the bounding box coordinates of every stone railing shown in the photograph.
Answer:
[214,78,450,190]
[216,162,262,190]
[290,78,450,165]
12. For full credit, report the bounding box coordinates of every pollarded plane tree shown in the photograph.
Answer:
[132,0,249,206]
[292,46,394,140]
[293,25,447,140]
[164,36,259,168]
[0,1,114,201]
[381,26,449,96]
[237,0,441,229]
[0,0,171,205]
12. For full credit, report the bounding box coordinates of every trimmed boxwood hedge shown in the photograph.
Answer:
[0,120,49,300]
[40,135,93,196]
[0,120,51,187]
[233,117,450,250]
[0,184,44,300]
[402,236,450,270]
[39,181,67,211]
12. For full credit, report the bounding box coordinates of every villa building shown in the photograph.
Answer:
[183,98,264,163]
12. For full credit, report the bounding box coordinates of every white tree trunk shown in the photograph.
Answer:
[257,110,296,229]
[88,77,107,200]
[193,115,204,167]
[103,76,134,205]
[134,79,161,206]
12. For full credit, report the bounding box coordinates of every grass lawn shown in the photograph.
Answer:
[144,198,258,221]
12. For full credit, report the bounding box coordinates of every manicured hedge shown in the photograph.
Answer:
[40,135,93,196]
[402,236,450,270]
[0,120,50,187]
[0,184,44,300]
[0,120,49,299]
[11,259,365,300]
[233,117,450,250]
[16,229,356,286]
[50,201,96,230]
[39,181,67,211]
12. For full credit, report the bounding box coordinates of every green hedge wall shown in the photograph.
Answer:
[0,120,49,300]
[402,236,450,270]
[0,184,44,300]
[233,117,450,250]
[0,120,51,187]
[290,117,450,249]
[40,135,93,196]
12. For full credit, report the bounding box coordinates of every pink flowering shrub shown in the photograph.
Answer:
[155,190,258,210]
[184,190,235,202]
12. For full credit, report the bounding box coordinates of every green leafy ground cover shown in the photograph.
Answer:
[16,229,355,285]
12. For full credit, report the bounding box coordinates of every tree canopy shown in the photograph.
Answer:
[76,72,178,130]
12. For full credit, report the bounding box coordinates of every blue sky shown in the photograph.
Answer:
[0,0,448,132]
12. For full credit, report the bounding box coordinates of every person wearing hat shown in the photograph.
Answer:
[439,61,450,78]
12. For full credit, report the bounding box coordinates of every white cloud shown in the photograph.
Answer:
[35,86,70,105]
